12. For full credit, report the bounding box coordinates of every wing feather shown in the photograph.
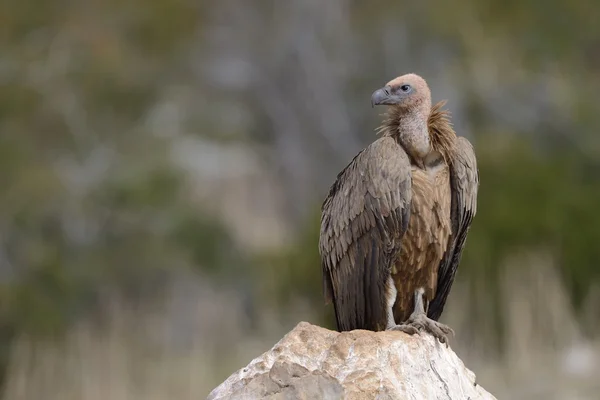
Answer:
[319,136,412,332]
[428,136,479,320]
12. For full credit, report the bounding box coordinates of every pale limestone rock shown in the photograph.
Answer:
[208,321,496,400]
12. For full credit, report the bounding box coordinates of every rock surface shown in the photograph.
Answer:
[207,321,496,400]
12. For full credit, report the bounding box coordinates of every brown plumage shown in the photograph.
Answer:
[319,73,478,343]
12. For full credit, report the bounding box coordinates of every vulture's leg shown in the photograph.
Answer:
[385,278,419,335]
[388,288,454,345]
[385,277,416,333]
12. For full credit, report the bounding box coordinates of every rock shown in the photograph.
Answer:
[207,321,496,400]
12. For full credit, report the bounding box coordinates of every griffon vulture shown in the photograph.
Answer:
[319,73,479,344]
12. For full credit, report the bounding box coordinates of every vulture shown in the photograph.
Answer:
[318,73,479,344]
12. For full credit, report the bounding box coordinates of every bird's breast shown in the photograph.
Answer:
[405,165,452,260]
[391,164,452,313]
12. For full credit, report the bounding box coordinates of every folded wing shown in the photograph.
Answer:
[428,136,479,321]
[319,137,413,331]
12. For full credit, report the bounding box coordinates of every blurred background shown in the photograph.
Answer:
[1,0,600,399]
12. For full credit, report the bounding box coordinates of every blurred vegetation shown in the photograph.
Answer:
[1,0,600,397]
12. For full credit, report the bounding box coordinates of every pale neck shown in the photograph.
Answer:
[395,107,431,162]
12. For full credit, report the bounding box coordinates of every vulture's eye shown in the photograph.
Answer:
[400,84,411,93]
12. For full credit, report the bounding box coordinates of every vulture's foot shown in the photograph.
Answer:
[387,288,455,345]
[401,312,454,346]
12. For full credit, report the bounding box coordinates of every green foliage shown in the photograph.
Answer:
[172,214,244,277]
[465,136,600,304]
[254,210,336,329]
[257,212,321,300]
[0,159,244,337]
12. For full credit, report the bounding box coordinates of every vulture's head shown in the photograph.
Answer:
[371,73,431,113]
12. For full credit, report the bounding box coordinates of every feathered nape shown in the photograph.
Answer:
[375,101,457,161]
[427,100,458,161]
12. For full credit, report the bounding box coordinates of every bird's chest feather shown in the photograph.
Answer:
[391,163,452,299]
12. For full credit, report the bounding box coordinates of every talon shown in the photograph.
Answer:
[399,312,454,345]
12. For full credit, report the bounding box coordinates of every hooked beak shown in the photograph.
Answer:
[371,87,393,107]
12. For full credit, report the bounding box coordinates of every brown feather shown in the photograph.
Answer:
[391,165,452,323]
[428,100,458,161]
